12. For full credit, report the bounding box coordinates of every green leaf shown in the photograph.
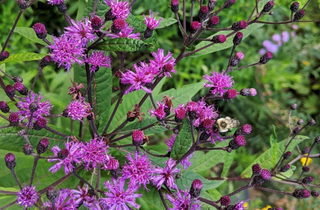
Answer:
[270,125,278,167]
[14,27,53,45]
[139,187,163,210]
[171,119,192,160]
[95,68,112,133]
[0,53,47,64]
[76,0,87,20]
[158,18,177,29]
[221,150,235,177]
[241,135,309,178]
[94,38,145,52]
[83,0,109,18]
[274,165,296,180]
[189,23,264,58]
[187,141,228,173]
[127,15,146,33]
[176,171,225,191]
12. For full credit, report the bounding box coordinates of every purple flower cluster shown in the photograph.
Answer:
[16,185,39,208]
[260,31,291,55]
[203,70,234,97]
[152,158,180,190]
[166,190,201,210]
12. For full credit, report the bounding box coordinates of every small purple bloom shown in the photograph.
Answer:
[143,10,163,30]
[203,70,234,97]
[44,189,76,209]
[262,40,279,53]
[65,99,92,121]
[71,185,96,208]
[150,49,176,75]
[105,0,130,19]
[106,23,141,39]
[122,152,154,189]
[166,190,201,210]
[259,48,266,56]
[149,101,167,120]
[282,31,290,42]
[16,185,39,208]
[48,141,84,174]
[100,179,142,209]
[272,34,281,42]
[47,0,66,5]
[17,91,53,125]
[152,158,180,190]
[86,51,111,72]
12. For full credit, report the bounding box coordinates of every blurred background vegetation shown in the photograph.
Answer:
[1,0,320,209]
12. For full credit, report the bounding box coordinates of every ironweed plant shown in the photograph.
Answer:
[0,0,319,209]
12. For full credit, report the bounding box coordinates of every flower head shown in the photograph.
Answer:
[65,99,92,121]
[122,152,154,189]
[106,23,140,39]
[47,0,66,5]
[49,34,85,71]
[71,185,96,208]
[17,91,53,125]
[143,10,163,30]
[16,185,39,208]
[149,101,167,120]
[150,49,176,75]
[166,190,201,210]
[44,189,76,209]
[86,51,111,72]
[100,179,142,209]
[64,18,97,47]
[105,0,130,19]
[152,158,180,190]
[204,70,234,96]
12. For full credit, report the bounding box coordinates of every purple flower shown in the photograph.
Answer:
[100,179,142,209]
[152,158,180,190]
[166,190,201,210]
[17,91,53,125]
[143,10,163,30]
[71,185,97,208]
[149,101,167,120]
[65,99,92,121]
[16,185,39,208]
[272,34,281,42]
[120,62,154,94]
[262,40,279,53]
[150,49,176,75]
[81,137,110,170]
[47,0,66,5]
[49,34,85,71]
[282,31,290,42]
[105,0,130,19]
[86,51,112,72]
[259,48,266,56]
[122,152,154,189]
[204,70,234,97]
[234,200,246,210]
[44,189,76,209]
[106,23,141,39]
[48,141,84,174]
[64,18,97,47]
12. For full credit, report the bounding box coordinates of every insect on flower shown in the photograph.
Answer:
[214,116,240,134]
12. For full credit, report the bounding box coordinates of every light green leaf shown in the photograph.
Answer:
[270,125,278,167]
[94,38,144,52]
[241,135,309,178]
[0,53,47,64]
[14,27,53,45]
[171,119,192,160]
[158,18,177,29]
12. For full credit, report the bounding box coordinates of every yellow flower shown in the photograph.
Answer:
[258,205,272,210]
[243,202,249,208]
[302,60,310,66]
[301,154,312,166]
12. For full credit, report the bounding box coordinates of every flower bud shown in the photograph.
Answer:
[58,148,69,160]
[231,20,247,31]
[250,88,257,96]
[91,16,103,30]
[13,76,23,83]
[132,130,144,147]
[33,118,47,130]
[220,195,231,206]
[40,55,52,68]
[293,10,305,21]
[189,179,203,198]
[302,176,314,184]
[259,52,273,64]
[36,138,49,154]
[292,126,301,134]
[290,2,299,12]
[0,101,10,113]
[5,153,16,170]
[291,103,297,110]
[23,144,34,155]
[14,82,28,95]
[307,119,316,126]
[297,119,304,125]
[226,89,237,99]
[144,28,153,39]
[199,132,210,141]
[46,186,57,203]
[262,1,274,13]
[208,0,216,11]
[171,0,179,13]
[211,34,226,43]
[0,51,10,61]
[233,32,243,45]
[207,16,219,28]
[57,3,67,13]
[18,0,28,9]
[32,23,47,39]
[199,6,209,20]
[280,164,290,172]
[190,21,201,34]
[224,0,236,9]
[112,19,126,34]
[302,166,310,173]
[5,85,15,98]
[293,189,310,199]
[240,88,251,96]
[108,159,121,179]
[311,190,319,198]
[302,147,310,154]
[283,151,292,160]
[187,101,198,120]
[315,136,320,144]
[252,163,262,174]
[9,112,20,126]
[260,169,271,180]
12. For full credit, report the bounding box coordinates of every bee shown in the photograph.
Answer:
[214,116,240,134]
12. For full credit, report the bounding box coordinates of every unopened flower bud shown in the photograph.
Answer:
[144,28,153,39]
[290,2,299,13]
[260,169,271,180]
[58,148,69,160]
[302,166,310,173]
[5,153,16,170]
[280,164,290,172]
[297,119,304,125]
[307,119,316,126]
[231,20,247,31]
[226,89,237,99]
[259,52,273,64]
[171,0,179,13]
[18,0,28,9]
[29,102,39,112]
[40,55,52,68]
[105,9,115,21]
[283,151,292,160]
[32,23,47,39]
[187,101,198,120]
[91,16,102,30]
[224,0,236,9]
[208,0,216,11]
[240,88,251,96]
[220,195,231,206]
[242,124,252,135]
[199,132,210,141]
[291,103,297,110]
[252,163,262,174]
[190,21,201,34]
[46,186,57,203]
[132,130,144,146]
[302,176,314,184]
[292,126,301,134]
[207,16,219,28]
[314,136,320,144]
[293,189,310,199]
[5,85,15,98]
[233,32,243,45]
[14,82,28,95]
[250,88,257,96]
[199,6,209,20]
[311,190,319,198]
[302,147,310,154]
[293,10,305,21]
[13,76,23,83]
[212,34,226,43]
[23,144,34,155]
[57,3,67,13]
[0,101,10,113]
[9,112,19,126]
[189,179,203,198]
[262,1,274,13]
[0,51,10,61]
[36,138,49,154]
[112,19,126,34]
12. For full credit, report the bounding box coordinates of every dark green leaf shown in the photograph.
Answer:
[94,38,144,52]
[76,0,87,20]
[139,187,163,210]
[83,0,109,18]
[171,119,192,160]
[14,27,53,45]
[0,53,47,64]
[177,171,225,190]
[241,135,309,177]
[270,125,278,167]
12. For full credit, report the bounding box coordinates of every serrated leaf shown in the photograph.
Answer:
[171,119,192,160]
[221,150,235,177]
[270,125,278,167]
[177,170,225,190]
[0,53,47,64]
[241,135,309,178]
[189,23,263,58]
[158,18,177,29]
[187,141,228,173]
[139,187,163,210]
[94,38,144,52]
[14,27,53,45]
[83,0,109,18]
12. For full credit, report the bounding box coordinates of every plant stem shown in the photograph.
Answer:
[30,67,44,92]
[1,10,23,52]
[159,189,169,210]
[45,126,69,138]
[102,93,123,136]
[29,154,39,186]
[198,197,220,209]
[11,169,22,189]
[72,170,95,191]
